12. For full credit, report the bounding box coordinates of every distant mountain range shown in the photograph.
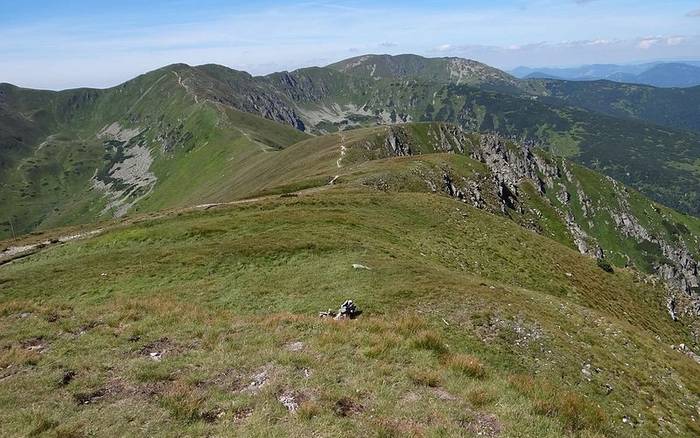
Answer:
[511,61,700,88]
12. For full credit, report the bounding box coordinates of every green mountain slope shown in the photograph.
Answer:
[327,53,541,94]
[267,67,700,215]
[531,79,700,133]
[0,67,309,238]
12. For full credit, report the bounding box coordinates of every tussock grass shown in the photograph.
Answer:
[407,368,442,387]
[445,353,487,378]
[510,374,609,434]
[410,330,448,355]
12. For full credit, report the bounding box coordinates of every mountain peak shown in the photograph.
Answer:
[327,53,525,93]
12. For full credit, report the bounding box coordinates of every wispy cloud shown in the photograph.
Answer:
[687,9,700,17]
[431,35,700,68]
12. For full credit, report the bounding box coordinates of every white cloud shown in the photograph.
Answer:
[429,35,700,69]
[637,37,660,49]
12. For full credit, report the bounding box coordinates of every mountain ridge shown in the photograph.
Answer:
[512,61,700,88]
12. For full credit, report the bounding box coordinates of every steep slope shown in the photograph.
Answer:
[265,123,700,313]
[262,67,700,215]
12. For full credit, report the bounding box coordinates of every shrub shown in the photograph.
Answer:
[596,258,614,273]
[534,392,607,432]
[467,388,496,407]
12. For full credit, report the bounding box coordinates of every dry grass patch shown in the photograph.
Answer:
[467,388,496,407]
[395,314,428,335]
[408,368,442,387]
[411,330,447,355]
[509,374,608,434]
[0,346,41,368]
[160,381,212,423]
[445,353,486,378]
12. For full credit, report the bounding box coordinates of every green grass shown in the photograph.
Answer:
[1,189,698,436]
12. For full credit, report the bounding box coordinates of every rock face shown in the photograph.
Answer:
[385,128,412,156]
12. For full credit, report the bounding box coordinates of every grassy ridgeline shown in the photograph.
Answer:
[1,189,698,436]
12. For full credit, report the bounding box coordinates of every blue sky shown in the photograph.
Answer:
[2,0,699,89]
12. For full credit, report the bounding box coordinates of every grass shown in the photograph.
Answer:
[444,354,486,378]
[0,188,698,436]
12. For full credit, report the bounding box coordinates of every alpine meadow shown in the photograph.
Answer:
[1,2,700,437]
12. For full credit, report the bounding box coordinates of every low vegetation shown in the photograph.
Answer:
[1,189,698,436]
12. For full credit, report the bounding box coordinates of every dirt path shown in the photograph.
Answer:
[172,71,199,104]
[336,132,347,168]
[0,230,103,266]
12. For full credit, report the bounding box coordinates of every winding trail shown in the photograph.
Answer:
[336,132,347,168]
[172,71,199,104]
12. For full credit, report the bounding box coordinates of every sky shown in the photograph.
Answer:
[1,0,699,90]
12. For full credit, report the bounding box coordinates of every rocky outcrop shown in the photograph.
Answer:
[602,178,700,315]
[385,128,412,156]
[353,124,700,318]
[92,122,157,218]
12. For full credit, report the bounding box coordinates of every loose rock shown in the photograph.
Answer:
[319,300,362,319]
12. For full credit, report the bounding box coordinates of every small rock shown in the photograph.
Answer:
[19,312,31,319]
[285,341,304,352]
[320,300,362,319]
[581,363,592,380]
[149,352,162,361]
[565,272,573,277]
[432,387,457,401]
[352,263,371,270]
[245,366,271,393]
[278,391,299,413]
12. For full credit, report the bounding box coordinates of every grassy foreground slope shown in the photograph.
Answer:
[1,189,699,437]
